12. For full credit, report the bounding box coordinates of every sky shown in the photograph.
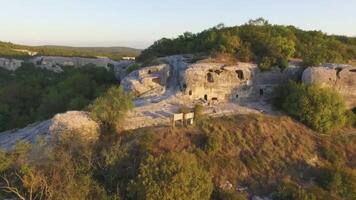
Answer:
[0,0,355,49]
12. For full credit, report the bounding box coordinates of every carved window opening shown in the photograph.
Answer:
[259,89,264,96]
[152,77,161,84]
[212,97,218,101]
[189,90,192,96]
[207,73,214,83]
[204,94,208,101]
[235,70,244,80]
[236,94,239,99]
[148,70,152,74]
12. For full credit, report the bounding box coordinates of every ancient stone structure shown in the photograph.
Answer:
[302,65,356,108]
[121,56,304,104]
[121,64,170,97]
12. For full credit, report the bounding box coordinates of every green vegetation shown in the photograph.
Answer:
[0,63,117,132]
[274,81,351,133]
[139,18,356,69]
[0,41,140,60]
[89,86,134,132]
[127,153,213,200]
[1,114,355,199]
[272,182,316,200]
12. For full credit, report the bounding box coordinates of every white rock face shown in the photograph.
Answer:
[121,64,170,97]
[0,111,99,150]
[302,65,356,108]
[0,56,134,76]
[122,56,303,103]
[0,58,23,71]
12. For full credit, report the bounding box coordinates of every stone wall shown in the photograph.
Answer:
[121,64,170,97]
[180,62,254,102]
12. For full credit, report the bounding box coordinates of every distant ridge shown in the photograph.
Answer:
[0,41,141,60]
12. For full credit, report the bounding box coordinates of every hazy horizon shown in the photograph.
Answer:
[1,0,355,49]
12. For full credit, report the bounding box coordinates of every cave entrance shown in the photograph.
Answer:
[235,70,244,80]
[189,90,192,96]
[204,94,208,101]
[207,73,214,83]
[259,89,264,96]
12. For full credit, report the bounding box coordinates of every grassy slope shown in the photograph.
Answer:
[121,114,356,196]
[0,41,141,60]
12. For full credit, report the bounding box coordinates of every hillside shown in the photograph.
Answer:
[1,114,355,199]
[0,41,141,60]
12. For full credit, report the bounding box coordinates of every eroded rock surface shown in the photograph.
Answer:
[0,111,99,150]
[0,58,23,71]
[302,65,356,108]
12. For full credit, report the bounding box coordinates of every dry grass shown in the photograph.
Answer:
[121,114,356,194]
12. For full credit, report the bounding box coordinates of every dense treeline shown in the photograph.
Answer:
[0,63,117,132]
[0,41,140,60]
[139,18,356,69]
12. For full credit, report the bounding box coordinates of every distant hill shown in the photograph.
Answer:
[0,41,141,60]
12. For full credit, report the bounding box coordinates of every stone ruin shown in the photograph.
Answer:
[120,55,305,104]
[121,55,355,108]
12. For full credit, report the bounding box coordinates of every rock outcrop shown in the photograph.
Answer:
[0,56,134,75]
[302,65,356,108]
[0,58,23,71]
[0,111,99,150]
[122,56,304,103]
[121,64,170,97]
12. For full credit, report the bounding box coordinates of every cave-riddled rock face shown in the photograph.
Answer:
[302,65,356,108]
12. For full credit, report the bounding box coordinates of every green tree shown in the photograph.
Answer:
[127,153,213,200]
[275,81,348,133]
[89,86,133,132]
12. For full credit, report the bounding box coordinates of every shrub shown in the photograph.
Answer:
[193,103,205,122]
[203,133,222,154]
[127,152,213,200]
[212,188,247,200]
[126,63,141,74]
[315,167,356,200]
[274,81,348,133]
[89,86,133,132]
[272,183,316,200]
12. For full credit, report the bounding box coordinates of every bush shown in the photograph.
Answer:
[274,81,348,133]
[127,152,213,200]
[203,133,222,154]
[193,103,205,122]
[89,86,133,132]
[315,167,356,200]
[272,183,316,200]
[212,189,247,200]
[126,63,141,74]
